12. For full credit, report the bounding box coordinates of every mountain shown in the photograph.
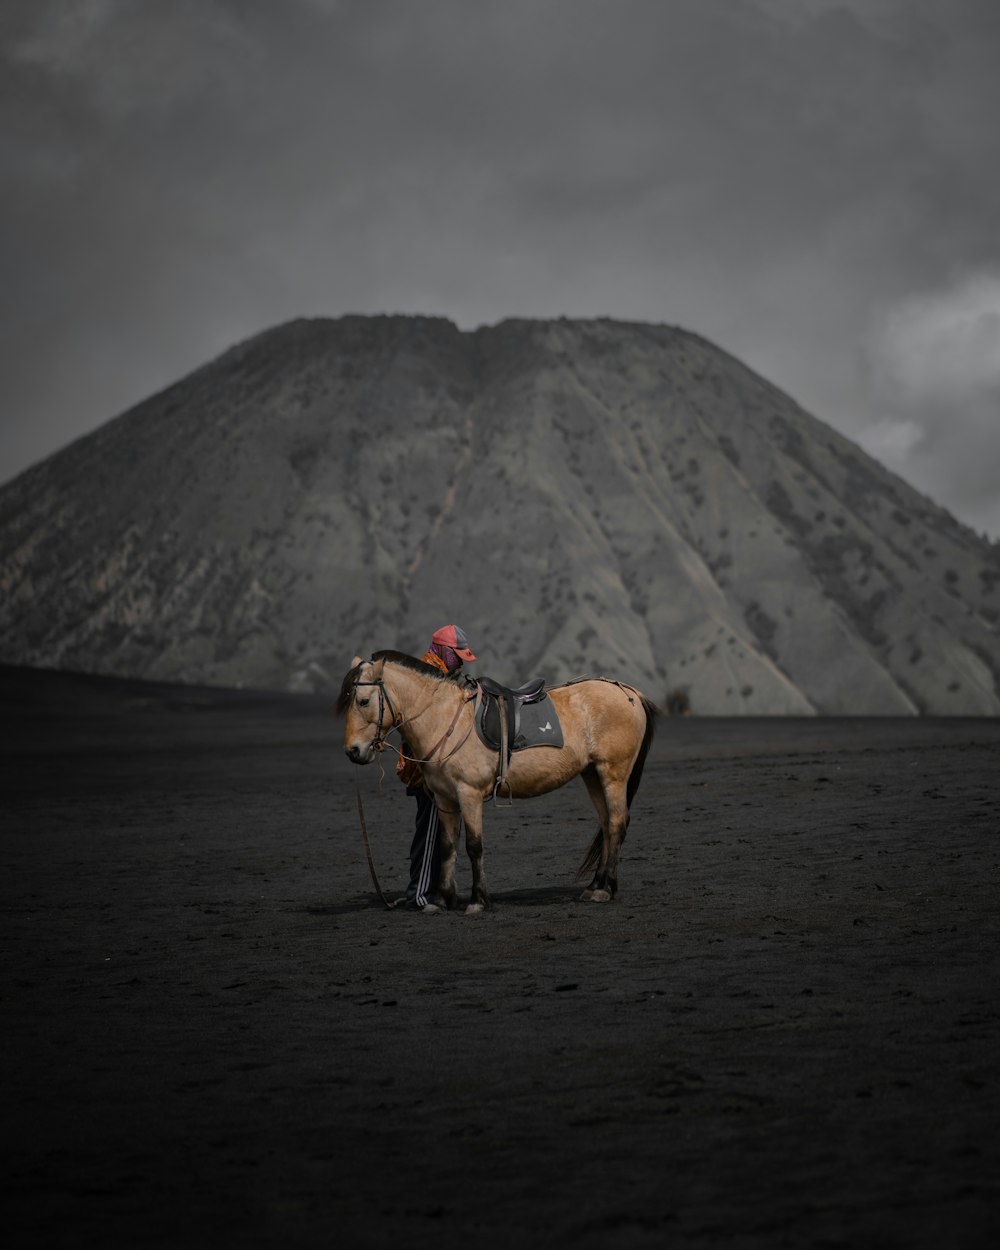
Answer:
[1,315,998,713]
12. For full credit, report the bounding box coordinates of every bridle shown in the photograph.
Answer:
[352,673,402,755]
[351,662,477,764]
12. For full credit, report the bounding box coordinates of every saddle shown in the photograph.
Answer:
[473,675,564,802]
[476,675,546,759]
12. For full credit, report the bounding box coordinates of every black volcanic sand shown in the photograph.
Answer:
[3,665,999,1249]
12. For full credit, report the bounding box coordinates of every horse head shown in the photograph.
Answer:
[338,654,393,765]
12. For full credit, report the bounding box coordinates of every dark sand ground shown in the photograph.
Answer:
[3,664,999,1248]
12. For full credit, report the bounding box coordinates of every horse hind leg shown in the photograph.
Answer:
[579,768,613,903]
[580,766,629,903]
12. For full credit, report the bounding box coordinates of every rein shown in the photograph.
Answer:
[400,686,477,768]
[353,667,476,767]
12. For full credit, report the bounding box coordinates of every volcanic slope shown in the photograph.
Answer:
[1,315,998,713]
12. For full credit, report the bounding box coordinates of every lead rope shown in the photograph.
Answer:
[356,779,393,909]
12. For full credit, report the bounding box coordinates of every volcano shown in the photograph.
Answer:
[1,315,998,713]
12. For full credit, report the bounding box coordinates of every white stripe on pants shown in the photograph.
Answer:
[414,802,438,907]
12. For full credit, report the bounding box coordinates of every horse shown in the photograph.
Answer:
[337,650,657,912]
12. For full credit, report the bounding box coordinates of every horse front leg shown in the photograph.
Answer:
[433,800,462,911]
[459,789,490,913]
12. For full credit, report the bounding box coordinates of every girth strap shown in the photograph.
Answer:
[493,693,512,805]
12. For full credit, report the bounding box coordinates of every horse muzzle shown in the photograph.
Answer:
[345,742,376,765]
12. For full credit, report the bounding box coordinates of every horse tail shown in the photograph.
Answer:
[576,692,658,879]
[577,828,604,880]
[626,694,658,809]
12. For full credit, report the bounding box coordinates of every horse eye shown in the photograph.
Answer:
[358,696,370,708]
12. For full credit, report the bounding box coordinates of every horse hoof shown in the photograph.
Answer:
[587,888,613,903]
[465,902,485,915]
[422,902,442,914]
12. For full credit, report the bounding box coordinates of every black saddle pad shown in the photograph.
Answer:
[476,690,564,753]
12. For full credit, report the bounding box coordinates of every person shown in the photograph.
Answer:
[396,624,477,911]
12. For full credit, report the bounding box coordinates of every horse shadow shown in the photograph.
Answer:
[305,883,582,916]
[491,884,582,907]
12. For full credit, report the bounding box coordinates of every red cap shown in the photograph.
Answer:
[431,624,476,662]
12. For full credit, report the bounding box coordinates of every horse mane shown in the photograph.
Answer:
[335,649,453,716]
[371,649,452,680]
[335,661,364,716]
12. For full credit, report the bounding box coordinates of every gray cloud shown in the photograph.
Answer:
[859,272,1000,537]
[2,0,999,536]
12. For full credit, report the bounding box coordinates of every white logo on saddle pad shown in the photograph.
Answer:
[541,721,552,732]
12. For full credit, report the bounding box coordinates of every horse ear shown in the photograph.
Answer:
[350,654,363,669]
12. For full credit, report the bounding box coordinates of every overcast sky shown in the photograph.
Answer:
[2,0,999,537]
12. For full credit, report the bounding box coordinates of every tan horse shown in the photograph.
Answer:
[338,651,657,912]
